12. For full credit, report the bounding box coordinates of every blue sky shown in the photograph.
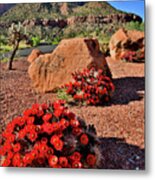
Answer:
[108,0,145,21]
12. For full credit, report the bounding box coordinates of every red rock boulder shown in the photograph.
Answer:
[109,28,144,61]
[28,38,111,93]
[27,49,42,63]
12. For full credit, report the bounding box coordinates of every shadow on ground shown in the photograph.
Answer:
[112,76,145,105]
[99,137,145,170]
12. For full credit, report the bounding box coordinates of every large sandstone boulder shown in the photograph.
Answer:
[28,38,111,93]
[109,28,144,60]
[27,49,43,63]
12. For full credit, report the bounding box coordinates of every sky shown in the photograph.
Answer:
[108,0,145,21]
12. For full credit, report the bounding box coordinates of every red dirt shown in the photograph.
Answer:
[0,57,145,169]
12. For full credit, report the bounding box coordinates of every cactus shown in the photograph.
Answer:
[7,22,28,70]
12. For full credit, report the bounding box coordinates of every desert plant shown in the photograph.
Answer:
[121,50,145,62]
[57,89,73,102]
[31,36,41,47]
[124,21,144,31]
[7,22,28,70]
[61,68,115,105]
[0,100,102,168]
[0,35,8,46]
[51,36,61,45]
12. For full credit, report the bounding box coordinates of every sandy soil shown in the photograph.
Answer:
[0,57,145,169]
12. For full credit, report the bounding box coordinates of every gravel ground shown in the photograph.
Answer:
[0,57,145,169]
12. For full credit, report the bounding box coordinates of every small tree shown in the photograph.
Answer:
[7,22,27,70]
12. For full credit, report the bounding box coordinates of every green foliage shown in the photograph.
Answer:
[0,35,8,46]
[31,36,41,47]
[124,21,144,31]
[0,44,12,52]
[51,36,61,45]
[57,89,73,102]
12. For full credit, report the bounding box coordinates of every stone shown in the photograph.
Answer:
[27,49,43,63]
[28,38,111,93]
[109,28,144,60]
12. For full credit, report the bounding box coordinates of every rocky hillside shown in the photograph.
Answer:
[0,2,143,49]
[0,2,142,29]
[0,2,126,23]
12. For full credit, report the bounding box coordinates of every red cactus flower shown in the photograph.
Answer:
[42,123,53,134]
[32,103,40,110]
[80,134,89,145]
[41,137,48,144]
[50,135,60,145]
[41,103,48,110]
[23,109,32,116]
[12,153,21,167]
[53,139,64,151]
[72,127,82,136]
[48,155,58,167]
[72,161,82,168]
[70,151,81,162]
[7,134,15,142]
[66,111,76,119]
[17,117,26,126]
[37,109,44,117]
[47,148,54,156]
[7,151,14,159]
[13,143,21,152]
[59,157,68,167]
[23,153,33,165]
[54,109,63,118]
[18,129,26,139]
[27,116,35,125]
[60,118,69,129]
[42,113,52,122]
[28,131,38,142]
[86,154,96,167]
[70,119,80,128]
[31,108,38,115]
[2,158,11,167]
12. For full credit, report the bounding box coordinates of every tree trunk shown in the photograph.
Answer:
[7,41,19,70]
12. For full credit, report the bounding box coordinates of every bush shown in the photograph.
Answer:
[0,100,101,168]
[51,36,61,45]
[124,21,144,32]
[0,35,8,46]
[62,68,115,105]
[31,36,41,47]
[57,89,73,102]
[121,50,145,62]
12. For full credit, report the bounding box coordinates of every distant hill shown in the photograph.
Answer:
[0,2,124,23]
[0,2,144,57]
[72,1,121,16]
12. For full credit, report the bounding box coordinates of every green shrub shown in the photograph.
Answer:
[0,35,8,46]
[51,36,61,45]
[57,89,73,102]
[31,36,41,47]
[124,21,144,31]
